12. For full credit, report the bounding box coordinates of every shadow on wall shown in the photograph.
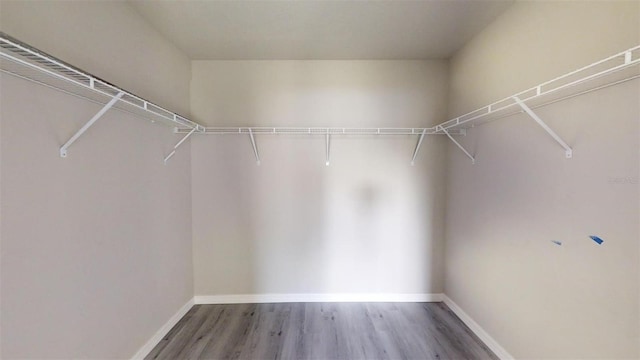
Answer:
[191,60,449,297]
[208,135,445,296]
[248,136,329,294]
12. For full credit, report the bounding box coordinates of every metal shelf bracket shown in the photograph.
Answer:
[59,91,124,158]
[513,97,573,158]
[410,129,426,166]
[325,133,331,166]
[438,125,475,164]
[164,127,197,164]
[248,128,261,165]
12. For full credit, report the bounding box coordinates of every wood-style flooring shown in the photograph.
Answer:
[146,302,498,360]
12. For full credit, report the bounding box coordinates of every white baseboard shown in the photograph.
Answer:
[442,295,514,360]
[194,293,443,304]
[131,297,195,360]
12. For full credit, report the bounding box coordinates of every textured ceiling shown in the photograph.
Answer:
[129,0,514,60]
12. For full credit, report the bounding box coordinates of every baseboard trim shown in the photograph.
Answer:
[131,297,195,360]
[194,293,443,304]
[442,295,514,360]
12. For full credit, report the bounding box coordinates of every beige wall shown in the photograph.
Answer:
[449,0,640,116]
[0,0,191,116]
[445,1,639,359]
[191,61,449,296]
[0,1,193,358]
[3,1,638,359]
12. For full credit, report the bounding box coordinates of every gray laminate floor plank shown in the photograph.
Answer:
[147,305,211,360]
[238,303,288,360]
[278,303,305,360]
[198,303,257,359]
[146,302,499,360]
[175,305,228,360]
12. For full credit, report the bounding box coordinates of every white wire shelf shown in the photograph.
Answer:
[177,127,466,136]
[2,30,637,165]
[179,46,640,141]
[0,32,205,133]
[437,45,640,131]
[430,44,640,163]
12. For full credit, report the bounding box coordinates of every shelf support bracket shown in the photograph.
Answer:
[438,125,475,164]
[164,126,197,164]
[326,133,331,166]
[248,128,261,165]
[59,91,124,157]
[513,97,572,158]
[410,129,426,166]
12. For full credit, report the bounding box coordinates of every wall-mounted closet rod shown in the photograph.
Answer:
[436,44,640,132]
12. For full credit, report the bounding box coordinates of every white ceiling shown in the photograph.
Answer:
[129,0,514,60]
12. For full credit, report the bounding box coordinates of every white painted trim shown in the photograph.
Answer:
[194,293,443,304]
[442,295,514,360]
[131,297,195,360]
